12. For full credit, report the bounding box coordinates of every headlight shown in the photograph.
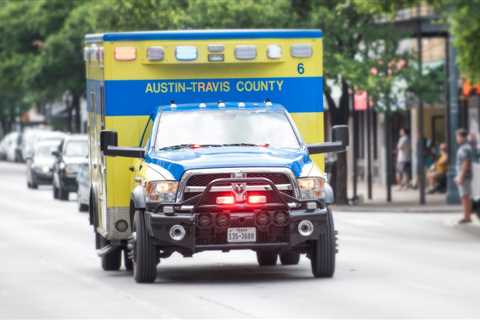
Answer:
[297,177,325,200]
[144,180,178,203]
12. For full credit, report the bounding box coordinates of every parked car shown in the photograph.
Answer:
[52,135,88,200]
[3,132,22,162]
[0,133,14,160]
[26,138,64,188]
[76,162,90,212]
[21,128,63,161]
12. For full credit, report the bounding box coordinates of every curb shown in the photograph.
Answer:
[333,205,462,214]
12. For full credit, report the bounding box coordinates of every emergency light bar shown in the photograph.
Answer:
[115,43,313,63]
[147,46,164,61]
[115,47,136,61]
[234,45,257,60]
[267,45,282,59]
[175,46,198,61]
[291,44,313,58]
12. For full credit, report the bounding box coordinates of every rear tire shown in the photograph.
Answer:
[53,185,59,199]
[280,251,300,265]
[59,187,69,201]
[310,209,336,278]
[256,251,277,266]
[133,210,157,283]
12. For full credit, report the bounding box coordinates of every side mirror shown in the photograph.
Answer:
[332,125,349,147]
[100,130,145,159]
[51,150,60,158]
[307,124,349,154]
[100,130,118,153]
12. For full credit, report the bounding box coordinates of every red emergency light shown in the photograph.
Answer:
[216,195,235,205]
[248,195,267,204]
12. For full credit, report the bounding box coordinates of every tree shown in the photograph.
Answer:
[436,0,480,82]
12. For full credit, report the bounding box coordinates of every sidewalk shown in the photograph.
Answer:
[335,182,463,213]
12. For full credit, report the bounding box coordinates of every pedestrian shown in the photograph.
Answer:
[396,128,411,189]
[427,143,448,193]
[455,128,474,224]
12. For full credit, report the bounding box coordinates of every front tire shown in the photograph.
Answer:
[30,178,38,189]
[79,203,89,212]
[133,210,157,283]
[256,251,277,266]
[310,209,336,278]
[53,185,59,199]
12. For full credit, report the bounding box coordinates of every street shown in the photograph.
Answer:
[1,161,480,318]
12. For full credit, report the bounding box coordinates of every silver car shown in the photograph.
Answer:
[76,162,90,212]
[26,139,63,188]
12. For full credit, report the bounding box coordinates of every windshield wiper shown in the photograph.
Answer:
[221,143,269,147]
[157,144,222,151]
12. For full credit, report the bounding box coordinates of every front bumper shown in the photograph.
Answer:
[31,169,53,184]
[60,175,78,192]
[145,208,328,254]
[143,176,329,254]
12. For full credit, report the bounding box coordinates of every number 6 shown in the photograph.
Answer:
[297,63,305,74]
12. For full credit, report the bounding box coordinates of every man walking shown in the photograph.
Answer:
[455,129,474,224]
[396,128,411,189]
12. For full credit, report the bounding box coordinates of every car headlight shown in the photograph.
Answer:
[297,177,325,200]
[144,180,178,203]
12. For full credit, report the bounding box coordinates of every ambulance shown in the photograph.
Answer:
[84,29,348,283]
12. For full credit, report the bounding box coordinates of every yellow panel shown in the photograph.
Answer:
[290,112,325,171]
[105,116,150,207]
[103,38,322,80]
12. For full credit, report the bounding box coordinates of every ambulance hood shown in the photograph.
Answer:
[145,146,310,180]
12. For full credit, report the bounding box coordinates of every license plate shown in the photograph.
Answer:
[227,227,256,243]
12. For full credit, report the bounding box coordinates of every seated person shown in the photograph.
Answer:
[427,143,448,193]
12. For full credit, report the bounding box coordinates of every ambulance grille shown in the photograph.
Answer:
[181,171,294,201]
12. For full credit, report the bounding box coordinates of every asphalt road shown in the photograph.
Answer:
[1,161,480,319]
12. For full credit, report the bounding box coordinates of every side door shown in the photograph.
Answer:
[89,84,108,234]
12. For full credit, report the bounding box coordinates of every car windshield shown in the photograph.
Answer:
[35,143,60,157]
[155,109,300,150]
[64,140,88,157]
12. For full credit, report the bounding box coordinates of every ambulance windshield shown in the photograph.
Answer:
[155,109,301,150]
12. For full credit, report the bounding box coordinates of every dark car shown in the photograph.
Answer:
[26,139,63,188]
[52,135,88,200]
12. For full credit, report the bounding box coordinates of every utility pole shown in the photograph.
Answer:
[385,96,392,202]
[446,35,460,204]
[366,97,373,200]
[416,6,426,205]
[352,92,358,202]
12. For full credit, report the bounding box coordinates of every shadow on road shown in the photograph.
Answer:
[104,263,320,284]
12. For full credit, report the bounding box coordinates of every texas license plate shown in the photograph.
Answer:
[227,227,256,243]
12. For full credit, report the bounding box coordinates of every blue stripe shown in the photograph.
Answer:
[85,29,322,43]
[104,77,323,116]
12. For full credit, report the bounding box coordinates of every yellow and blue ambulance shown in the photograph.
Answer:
[84,29,348,283]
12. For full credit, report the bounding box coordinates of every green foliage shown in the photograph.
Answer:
[441,0,480,82]
[0,0,450,125]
